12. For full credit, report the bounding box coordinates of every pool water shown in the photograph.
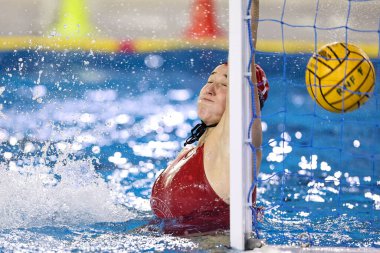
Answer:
[0,49,379,251]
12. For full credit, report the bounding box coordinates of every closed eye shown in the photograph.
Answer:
[206,81,227,87]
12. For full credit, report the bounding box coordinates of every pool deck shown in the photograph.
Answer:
[248,245,380,253]
[0,36,378,58]
[0,0,378,56]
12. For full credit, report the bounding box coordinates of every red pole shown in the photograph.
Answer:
[185,0,224,39]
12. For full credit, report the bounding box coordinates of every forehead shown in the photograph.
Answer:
[212,64,228,74]
[211,64,228,75]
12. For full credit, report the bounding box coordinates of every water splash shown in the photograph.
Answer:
[0,143,134,229]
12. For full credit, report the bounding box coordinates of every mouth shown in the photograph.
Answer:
[200,97,214,103]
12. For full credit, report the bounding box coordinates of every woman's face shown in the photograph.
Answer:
[197,64,228,125]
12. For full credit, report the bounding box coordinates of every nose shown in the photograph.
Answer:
[205,82,216,95]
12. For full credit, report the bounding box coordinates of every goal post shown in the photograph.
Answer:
[229,0,256,250]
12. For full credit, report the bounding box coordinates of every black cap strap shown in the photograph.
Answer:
[184,121,217,146]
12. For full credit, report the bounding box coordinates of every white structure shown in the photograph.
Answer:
[229,0,255,250]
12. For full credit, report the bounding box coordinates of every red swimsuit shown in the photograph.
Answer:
[150,145,229,235]
[150,144,259,235]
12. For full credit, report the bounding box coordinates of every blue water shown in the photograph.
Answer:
[0,49,379,251]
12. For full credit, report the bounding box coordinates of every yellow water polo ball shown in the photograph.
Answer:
[305,42,376,112]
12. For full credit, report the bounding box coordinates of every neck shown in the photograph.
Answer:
[200,121,218,144]
[198,127,212,146]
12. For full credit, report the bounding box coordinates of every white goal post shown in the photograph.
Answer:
[229,0,255,250]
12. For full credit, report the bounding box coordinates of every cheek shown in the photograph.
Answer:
[219,102,226,116]
[199,86,207,95]
[219,92,227,111]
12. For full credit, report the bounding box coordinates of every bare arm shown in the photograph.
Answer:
[250,0,262,177]
[217,0,262,171]
[204,0,262,202]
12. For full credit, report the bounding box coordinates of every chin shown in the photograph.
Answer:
[197,108,208,120]
[201,117,219,126]
[197,109,222,125]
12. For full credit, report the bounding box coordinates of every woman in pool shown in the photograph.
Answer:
[150,0,268,235]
